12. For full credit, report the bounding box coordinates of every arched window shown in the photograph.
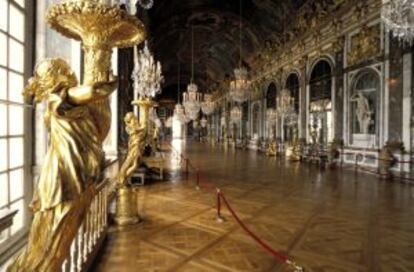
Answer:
[285,73,300,113]
[351,70,379,136]
[266,83,277,109]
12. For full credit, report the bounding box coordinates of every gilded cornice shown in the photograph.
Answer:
[253,0,382,84]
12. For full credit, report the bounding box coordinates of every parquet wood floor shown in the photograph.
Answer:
[93,142,414,272]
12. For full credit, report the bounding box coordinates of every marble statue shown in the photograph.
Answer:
[350,92,372,134]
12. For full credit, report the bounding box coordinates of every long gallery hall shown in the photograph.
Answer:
[0,0,414,272]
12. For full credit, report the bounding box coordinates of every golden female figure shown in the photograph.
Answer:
[8,58,117,272]
[118,112,147,186]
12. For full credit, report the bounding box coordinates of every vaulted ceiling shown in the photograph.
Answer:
[146,0,308,99]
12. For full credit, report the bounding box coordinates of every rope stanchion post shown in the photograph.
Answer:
[216,189,225,223]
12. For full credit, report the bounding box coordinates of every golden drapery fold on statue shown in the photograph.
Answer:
[8,58,117,272]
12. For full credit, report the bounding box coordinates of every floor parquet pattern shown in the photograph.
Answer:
[93,142,414,272]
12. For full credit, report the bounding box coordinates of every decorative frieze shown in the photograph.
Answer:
[347,24,382,67]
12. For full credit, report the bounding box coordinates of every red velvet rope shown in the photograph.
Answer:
[167,146,297,269]
[219,192,289,263]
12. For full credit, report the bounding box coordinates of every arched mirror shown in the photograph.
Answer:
[252,103,261,140]
[266,83,277,139]
[285,73,300,142]
[309,60,333,145]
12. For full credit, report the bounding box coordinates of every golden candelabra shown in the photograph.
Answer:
[8,1,145,271]
[115,98,157,226]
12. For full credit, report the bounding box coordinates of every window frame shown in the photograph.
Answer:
[0,0,35,261]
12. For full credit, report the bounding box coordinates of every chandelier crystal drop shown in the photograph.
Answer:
[132,41,164,98]
[382,0,414,45]
[201,93,216,115]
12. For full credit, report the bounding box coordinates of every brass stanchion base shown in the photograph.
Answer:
[114,186,141,226]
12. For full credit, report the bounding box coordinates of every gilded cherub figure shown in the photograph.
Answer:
[8,58,117,272]
[118,112,147,186]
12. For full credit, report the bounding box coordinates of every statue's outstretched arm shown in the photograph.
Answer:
[67,77,118,105]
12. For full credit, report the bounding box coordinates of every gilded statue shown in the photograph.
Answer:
[266,140,277,156]
[8,58,117,272]
[118,112,147,186]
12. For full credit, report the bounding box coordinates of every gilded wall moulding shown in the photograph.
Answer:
[348,25,381,67]
[251,84,263,101]
[332,36,345,53]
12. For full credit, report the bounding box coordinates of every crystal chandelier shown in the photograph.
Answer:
[183,27,201,120]
[382,0,414,44]
[132,41,164,98]
[276,89,298,125]
[201,93,216,115]
[230,106,242,123]
[201,116,208,128]
[229,0,250,103]
[276,89,295,117]
[229,67,250,103]
[266,108,277,125]
[137,0,154,10]
[183,83,201,120]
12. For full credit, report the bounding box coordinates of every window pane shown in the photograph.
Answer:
[10,168,23,201]
[8,39,24,73]
[14,0,24,8]
[9,4,24,42]
[9,137,23,168]
[0,173,8,207]
[0,139,6,171]
[0,0,7,31]
[10,198,24,234]
[9,105,23,135]
[0,228,8,245]
[8,72,24,103]
[0,68,6,99]
[0,104,6,136]
[0,33,7,66]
